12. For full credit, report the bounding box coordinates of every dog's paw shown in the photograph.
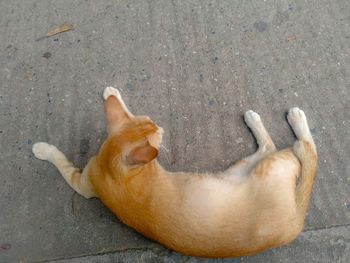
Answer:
[287,107,307,128]
[244,110,261,128]
[32,142,57,161]
[287,107,306,124]
[103,87,122,101]
[287,107,309,139]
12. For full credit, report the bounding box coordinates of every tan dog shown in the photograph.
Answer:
[33,87,317,257]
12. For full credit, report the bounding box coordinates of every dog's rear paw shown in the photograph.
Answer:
[287,107,310,139]
[244,110,261,128]
[103,87,122,101]
[32,142,57,160]
[287,107,306,125]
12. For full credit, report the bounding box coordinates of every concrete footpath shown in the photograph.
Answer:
[0,0,349,262]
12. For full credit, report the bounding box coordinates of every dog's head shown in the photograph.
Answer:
[104,95,163,167]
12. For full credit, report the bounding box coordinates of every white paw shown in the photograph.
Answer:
[244,110,261,127]
[32,142,57,160]
[287,107,309,139]
[103,87,122,101]
[287,107,307,127]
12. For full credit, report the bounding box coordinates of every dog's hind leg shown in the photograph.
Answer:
[222,110,277,177]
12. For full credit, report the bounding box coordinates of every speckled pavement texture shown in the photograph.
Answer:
[0,0,349,262]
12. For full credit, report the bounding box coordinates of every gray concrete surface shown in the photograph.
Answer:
[0,0,349,262]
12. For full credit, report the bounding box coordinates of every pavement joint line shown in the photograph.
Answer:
[37,246,163,263]
[303,223,350,233]
[36,224,350,262]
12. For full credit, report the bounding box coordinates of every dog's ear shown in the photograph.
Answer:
[125,142,158,166]
[105,96,131,126]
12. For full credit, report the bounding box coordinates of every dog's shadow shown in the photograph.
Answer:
[71,192,119,224]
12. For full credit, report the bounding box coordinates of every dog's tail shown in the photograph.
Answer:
[293,140,318,222]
